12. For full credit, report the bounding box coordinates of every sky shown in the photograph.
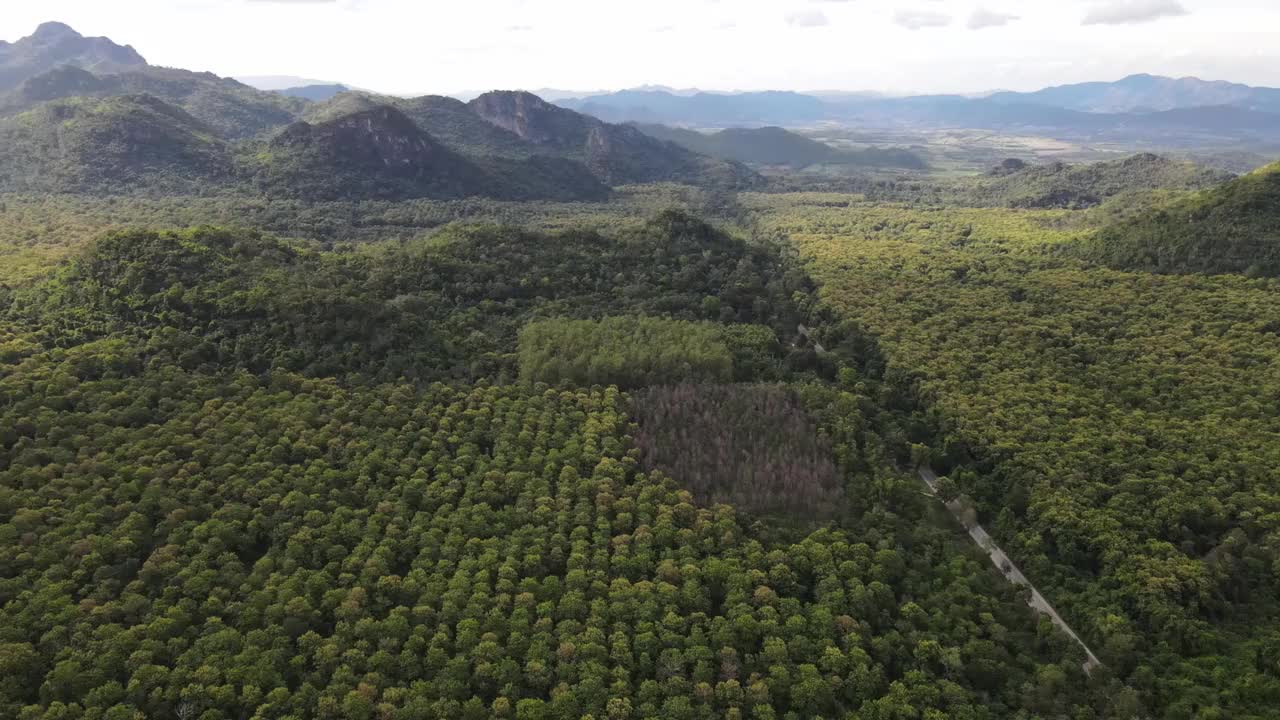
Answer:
[3,0,1280,96]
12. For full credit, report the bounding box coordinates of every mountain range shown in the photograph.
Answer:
[561,83,1280,141]
[1,20,1277,202]
[987,74,1280,114]
[0,23,760,200]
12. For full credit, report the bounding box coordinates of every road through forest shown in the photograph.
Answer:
[917,466,1103,674]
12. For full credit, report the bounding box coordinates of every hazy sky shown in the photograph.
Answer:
[4,0,1279,95]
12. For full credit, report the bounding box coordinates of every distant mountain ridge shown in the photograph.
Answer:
[561,90,828,126]
[633,124,926,170]
[277,84,349,102]
[236,75,342,91]
[0,22,146,92]
[554,77,1280,143]
[988,74,1280,114]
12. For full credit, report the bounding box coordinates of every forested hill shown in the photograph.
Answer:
[0,95,234,194]
[8,212,803,381]
[969,153,1233,208]
[0,65,307,140]
[250,105,609,202]
[0,96,608,201]
[1076,160,1280,276]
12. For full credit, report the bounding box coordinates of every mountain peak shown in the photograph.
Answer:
[31,21,81,42]
[1118,73,1161,82]
[471,90,557,113]
[0,22,147,92]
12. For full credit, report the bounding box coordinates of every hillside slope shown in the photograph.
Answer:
[0,94,233,193]
[1,65,307,139]
[1077,161,1280,277]
[250,105,608,201]
[399,94,537,158]
[470,90,760,187]
[304,92,538,158]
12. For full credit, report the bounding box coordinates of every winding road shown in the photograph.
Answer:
[917,467,1102,675]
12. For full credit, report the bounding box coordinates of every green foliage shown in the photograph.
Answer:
[0,95,233,194]
[0,194,1138,718]
[0,185,743,286]
[518,317,734,387]
[0,364,1113,719]
[756,194,1280,717]
[7,212,809,382]
[1078,160,1280,277]
[763,152,1232,209]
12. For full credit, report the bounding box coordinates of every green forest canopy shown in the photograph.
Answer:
[0,210,1141,719]
[518,317,734,388]
[751,192,1280,718]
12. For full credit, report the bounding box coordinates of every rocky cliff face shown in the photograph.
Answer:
[0,22,147,92]
[468,90,582,148]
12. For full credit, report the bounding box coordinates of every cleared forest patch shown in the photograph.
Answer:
[632,383,843,518]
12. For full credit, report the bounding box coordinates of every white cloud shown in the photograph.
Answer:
[5,0,1279,96]
[968,8,1019,30]
[786,10,830,27]
[1083,0,1188,25]
[894,9,952,30]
